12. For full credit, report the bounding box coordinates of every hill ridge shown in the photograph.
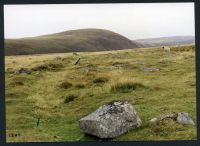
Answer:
[5,28,139,56]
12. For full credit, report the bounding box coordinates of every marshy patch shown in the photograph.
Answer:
[93,76,109,84]
[110,81,146,93]
[32,62,64,71]
[64,94,78,103]
[58,81,72,89]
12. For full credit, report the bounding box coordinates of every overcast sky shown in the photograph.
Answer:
[4,3,195,40]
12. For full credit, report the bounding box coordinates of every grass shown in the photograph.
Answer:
[74,83,86,89]
[110,79,146,93]
[5,45,196,142]
[59,81,73,89]
[32,62,64,71]
[64,94,78,103]
[93,76,109,84]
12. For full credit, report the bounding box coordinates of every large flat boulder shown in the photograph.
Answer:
[79,100,142,138]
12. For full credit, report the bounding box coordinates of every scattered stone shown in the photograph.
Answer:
[14,68,32,75]
[79,100,142,138]
[176,112,195,125]
[142,67,160,72]
[150,112,195,125]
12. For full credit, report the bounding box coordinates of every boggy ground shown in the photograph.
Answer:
[5,45,196,142]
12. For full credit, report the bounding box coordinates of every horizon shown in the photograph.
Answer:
[4,28,195,40]
[4,3,195,39]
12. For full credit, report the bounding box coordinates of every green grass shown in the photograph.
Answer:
[5,45,196,142]
[110,80,146,93]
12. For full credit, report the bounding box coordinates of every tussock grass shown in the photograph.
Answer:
[32,62,64,71]
[59,81,72,89]
[110,79,145,93]
[6,68,14,74]
[74,83,86,89]
[93,76,109,84]
[171,45,195,52]
[8,76,32,87]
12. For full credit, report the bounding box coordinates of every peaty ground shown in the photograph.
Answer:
[5,45,196,142]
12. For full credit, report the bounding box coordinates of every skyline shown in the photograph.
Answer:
[4,3,195,39]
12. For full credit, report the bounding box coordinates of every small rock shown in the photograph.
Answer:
[150,118,158,123]
[79,100,142,138]
[142,67,160,72]
[14,68,32,75]
[176,112,195,125]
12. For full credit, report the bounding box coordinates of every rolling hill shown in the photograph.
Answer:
[134,36,195,48]
[5,29,140,56]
